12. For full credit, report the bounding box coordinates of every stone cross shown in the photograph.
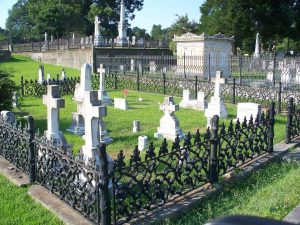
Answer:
[154,96,184,141]
[214,71,226,97]
[81,90,106,161]
[160,96,179,115]
[43,85,65,144]
[97,64,106,90]
[97,64,112,106]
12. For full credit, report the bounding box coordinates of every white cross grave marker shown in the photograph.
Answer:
[154,96,185,141]
[97,64,112,106]
[43,85,67,145]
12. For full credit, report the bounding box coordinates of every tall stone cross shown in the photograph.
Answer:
[214,71,226,98]
[81,90,107,163]
[160,96,179,116]
[43,85,65,143]
[97,64,106,91]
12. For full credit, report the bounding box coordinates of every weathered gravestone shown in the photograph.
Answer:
[154,96,185,141]
[205,71,227,127]
[179,90,208,111]
[0,111,16,124]
[133,120,141,133]
[236,103,261,123]
[138,135,148,151]
[38,65,44,84]
[97,64,112,106]
[61,69,67,80]
[114,98,129,110]
[43,85,67,146]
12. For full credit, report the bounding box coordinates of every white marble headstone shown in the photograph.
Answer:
[114,98,129,110]
[138,136,148,151]
[236,103,261,123]
[133,120,141,133]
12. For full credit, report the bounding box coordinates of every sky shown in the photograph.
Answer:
[0,0,204,32]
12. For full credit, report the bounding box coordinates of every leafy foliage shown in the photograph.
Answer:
[0,69,17,111]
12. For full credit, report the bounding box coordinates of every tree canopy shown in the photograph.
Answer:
[6,0,144,41]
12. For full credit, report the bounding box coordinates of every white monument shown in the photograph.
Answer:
[97,64,112,106]
[205,71,227,127]
[130,59,135,71]
[80,90,113,167]
[133,120,141,133]
[116,0,128,47]
[94,16,105,47]
[43,85,67,146]
[38,65,44,84]
[138,135,148,151]
[61,69,67,80]
[154,96,185,141]
[173,33,234,78]
[43,32,49,51]
[236,103,261,123]
[254,33,260,58]
[114,98,129,110]
[179,90,208,111]
[295,65,300,84]
[67,63,92,135]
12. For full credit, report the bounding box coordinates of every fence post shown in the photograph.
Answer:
[31,41,34,52]
[137,68,140,91]
[162,69,166,95]
[285,97,293,144]
[98,144,112,225]
[239,55,242,85]
[39,40,42,51]
[272,53,276,88]
[21,76,25,97]
[27,116,36,183]
[114,74,117,89]
[277,82,282,113]
[195,76,198,99]
[208,53,211,83]
[267,102,275,153]
[209,115,219,184]
[231,78,236,104]
[183,52,186,79]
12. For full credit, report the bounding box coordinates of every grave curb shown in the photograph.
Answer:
[0,155,29,186]
[283,204,300,224]
[125,139,300,225]
[28,185,92,225]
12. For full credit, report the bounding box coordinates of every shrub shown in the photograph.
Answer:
[0,68,17,111]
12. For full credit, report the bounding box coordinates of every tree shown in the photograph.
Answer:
[0,69,17,111]
[88,0,144,39]
[169,14,198,37]
[130,26,150,39]
[199,0,296,53]
[150,24,164,40]
[5,0,33,42]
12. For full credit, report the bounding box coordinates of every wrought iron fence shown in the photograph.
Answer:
[111,104,275,223]
[0,101,275,224]
[285,97,300,143]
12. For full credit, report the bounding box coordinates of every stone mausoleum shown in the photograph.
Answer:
[173,33,234,78]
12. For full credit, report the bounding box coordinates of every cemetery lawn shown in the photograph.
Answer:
[162,159,300,225]
[19,90,286,158]
[0,54,79,82]
[0,174,62,225]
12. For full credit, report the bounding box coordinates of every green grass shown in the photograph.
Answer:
[0,174,62,225]
[0,54,79,82]
[18,91,286,159]
[162,159,300,225]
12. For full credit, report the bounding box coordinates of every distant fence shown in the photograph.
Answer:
[0,37,169,53]
[285,97,300,143]
[0,101,275,224]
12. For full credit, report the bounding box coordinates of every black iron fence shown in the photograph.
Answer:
[285,97,300,143]
[0,102,275,224]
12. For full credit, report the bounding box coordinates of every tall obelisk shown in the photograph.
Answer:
[254,33,260,58]
[116,0,128,47]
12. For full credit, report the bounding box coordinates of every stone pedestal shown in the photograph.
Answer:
[180,90,208,111]
[154,96,185,141]
[66,112,85,135]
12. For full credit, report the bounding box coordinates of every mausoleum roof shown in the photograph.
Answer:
[173,32,235,42]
